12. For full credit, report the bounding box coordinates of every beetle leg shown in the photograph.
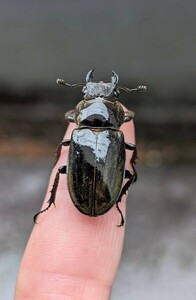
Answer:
[33,165,67,223]
[130,146,138,182]
[65,110,76,123]
[123,110,135,123]
[116,170,135,227]
[116,202,125,227]
[125,142,136,152]
[125,143,138,182]
[54,140,70,166]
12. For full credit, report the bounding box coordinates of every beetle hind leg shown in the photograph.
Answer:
[116,202,125,227]
[116,170,135,227]
[33,165,67,223]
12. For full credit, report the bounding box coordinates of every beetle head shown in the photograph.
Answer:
[56,70,147,97]
[82,70,120,100]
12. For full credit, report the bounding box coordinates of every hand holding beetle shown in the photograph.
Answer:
[15,71,146,299]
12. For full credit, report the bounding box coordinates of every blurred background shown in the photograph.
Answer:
[0,0,196,299]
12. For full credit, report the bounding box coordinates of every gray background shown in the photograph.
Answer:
[1,0,196,93]
[0,1,196,299]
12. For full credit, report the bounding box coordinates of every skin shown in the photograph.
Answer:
[15,118,135,300]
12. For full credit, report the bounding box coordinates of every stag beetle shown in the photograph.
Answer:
[34,70,146,226]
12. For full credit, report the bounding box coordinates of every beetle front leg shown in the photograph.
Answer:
[116,170,135,227]
[123,110,135,123]
[54,140,70,166]
[125,142,138,182]
[33,165,67,223]
[65,109,76,123]
[54,108,77,165]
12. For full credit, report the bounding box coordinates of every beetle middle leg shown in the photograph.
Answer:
[125,142,138,182]
[33,165,67,223]
[116,170,135,227]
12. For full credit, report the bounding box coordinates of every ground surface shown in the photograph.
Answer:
[0,159,195,300]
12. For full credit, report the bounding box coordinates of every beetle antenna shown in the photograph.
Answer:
[118,85,147,92]
[56,79,85,88]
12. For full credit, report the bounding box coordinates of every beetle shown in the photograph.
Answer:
[33,70,146,226]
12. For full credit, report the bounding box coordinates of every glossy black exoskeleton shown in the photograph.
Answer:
[34,70,147,226]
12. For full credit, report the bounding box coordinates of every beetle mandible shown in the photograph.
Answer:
[34,70,147,226]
